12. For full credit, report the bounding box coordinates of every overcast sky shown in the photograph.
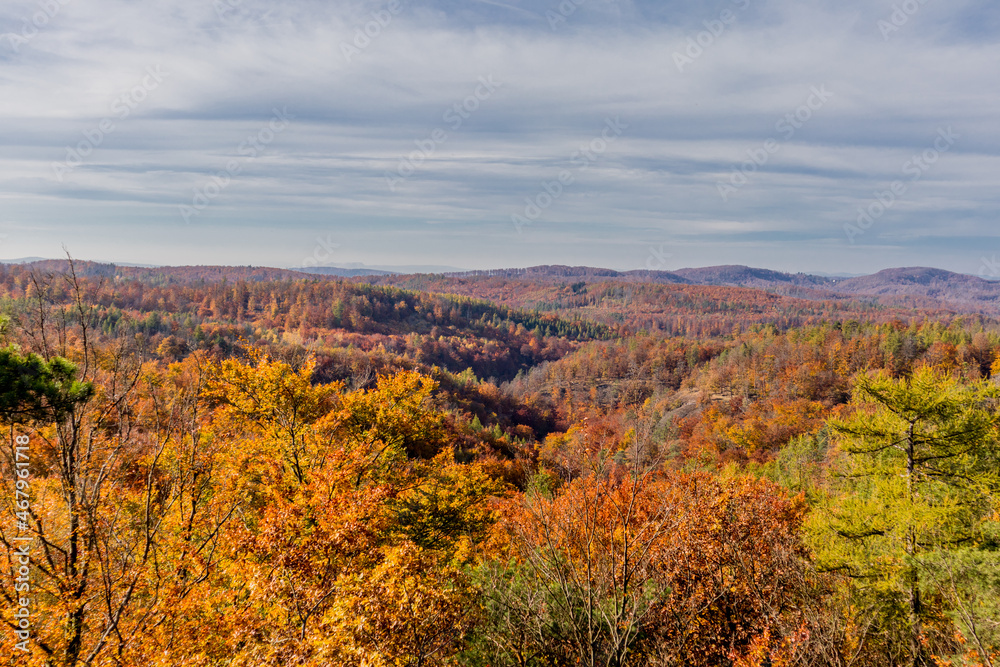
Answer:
[1,0,998,274]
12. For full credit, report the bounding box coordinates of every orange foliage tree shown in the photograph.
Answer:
[474,444,813,667]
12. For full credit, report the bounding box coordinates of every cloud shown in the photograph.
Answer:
[0,0,997,273]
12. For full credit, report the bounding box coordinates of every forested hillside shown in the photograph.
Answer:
[1,261,998,666]
[374,264,1000,315]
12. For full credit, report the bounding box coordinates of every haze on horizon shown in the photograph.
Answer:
[1,0,998,276]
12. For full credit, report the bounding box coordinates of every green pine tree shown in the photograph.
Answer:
[808,368,1000,666]
[0,346,94,424]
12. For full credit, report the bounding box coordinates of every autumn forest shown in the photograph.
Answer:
[1,260,998,667]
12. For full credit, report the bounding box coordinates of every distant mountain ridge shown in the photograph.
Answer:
[5,259,999,314]
[442,264,1000,314]
[298,266,397,277]
[445,264,990,289]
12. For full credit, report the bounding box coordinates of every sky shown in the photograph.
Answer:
[1,0,999,275]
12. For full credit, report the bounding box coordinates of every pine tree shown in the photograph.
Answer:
[809,368,1000,666]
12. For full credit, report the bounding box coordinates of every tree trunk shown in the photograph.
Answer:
[906,421,923,667]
